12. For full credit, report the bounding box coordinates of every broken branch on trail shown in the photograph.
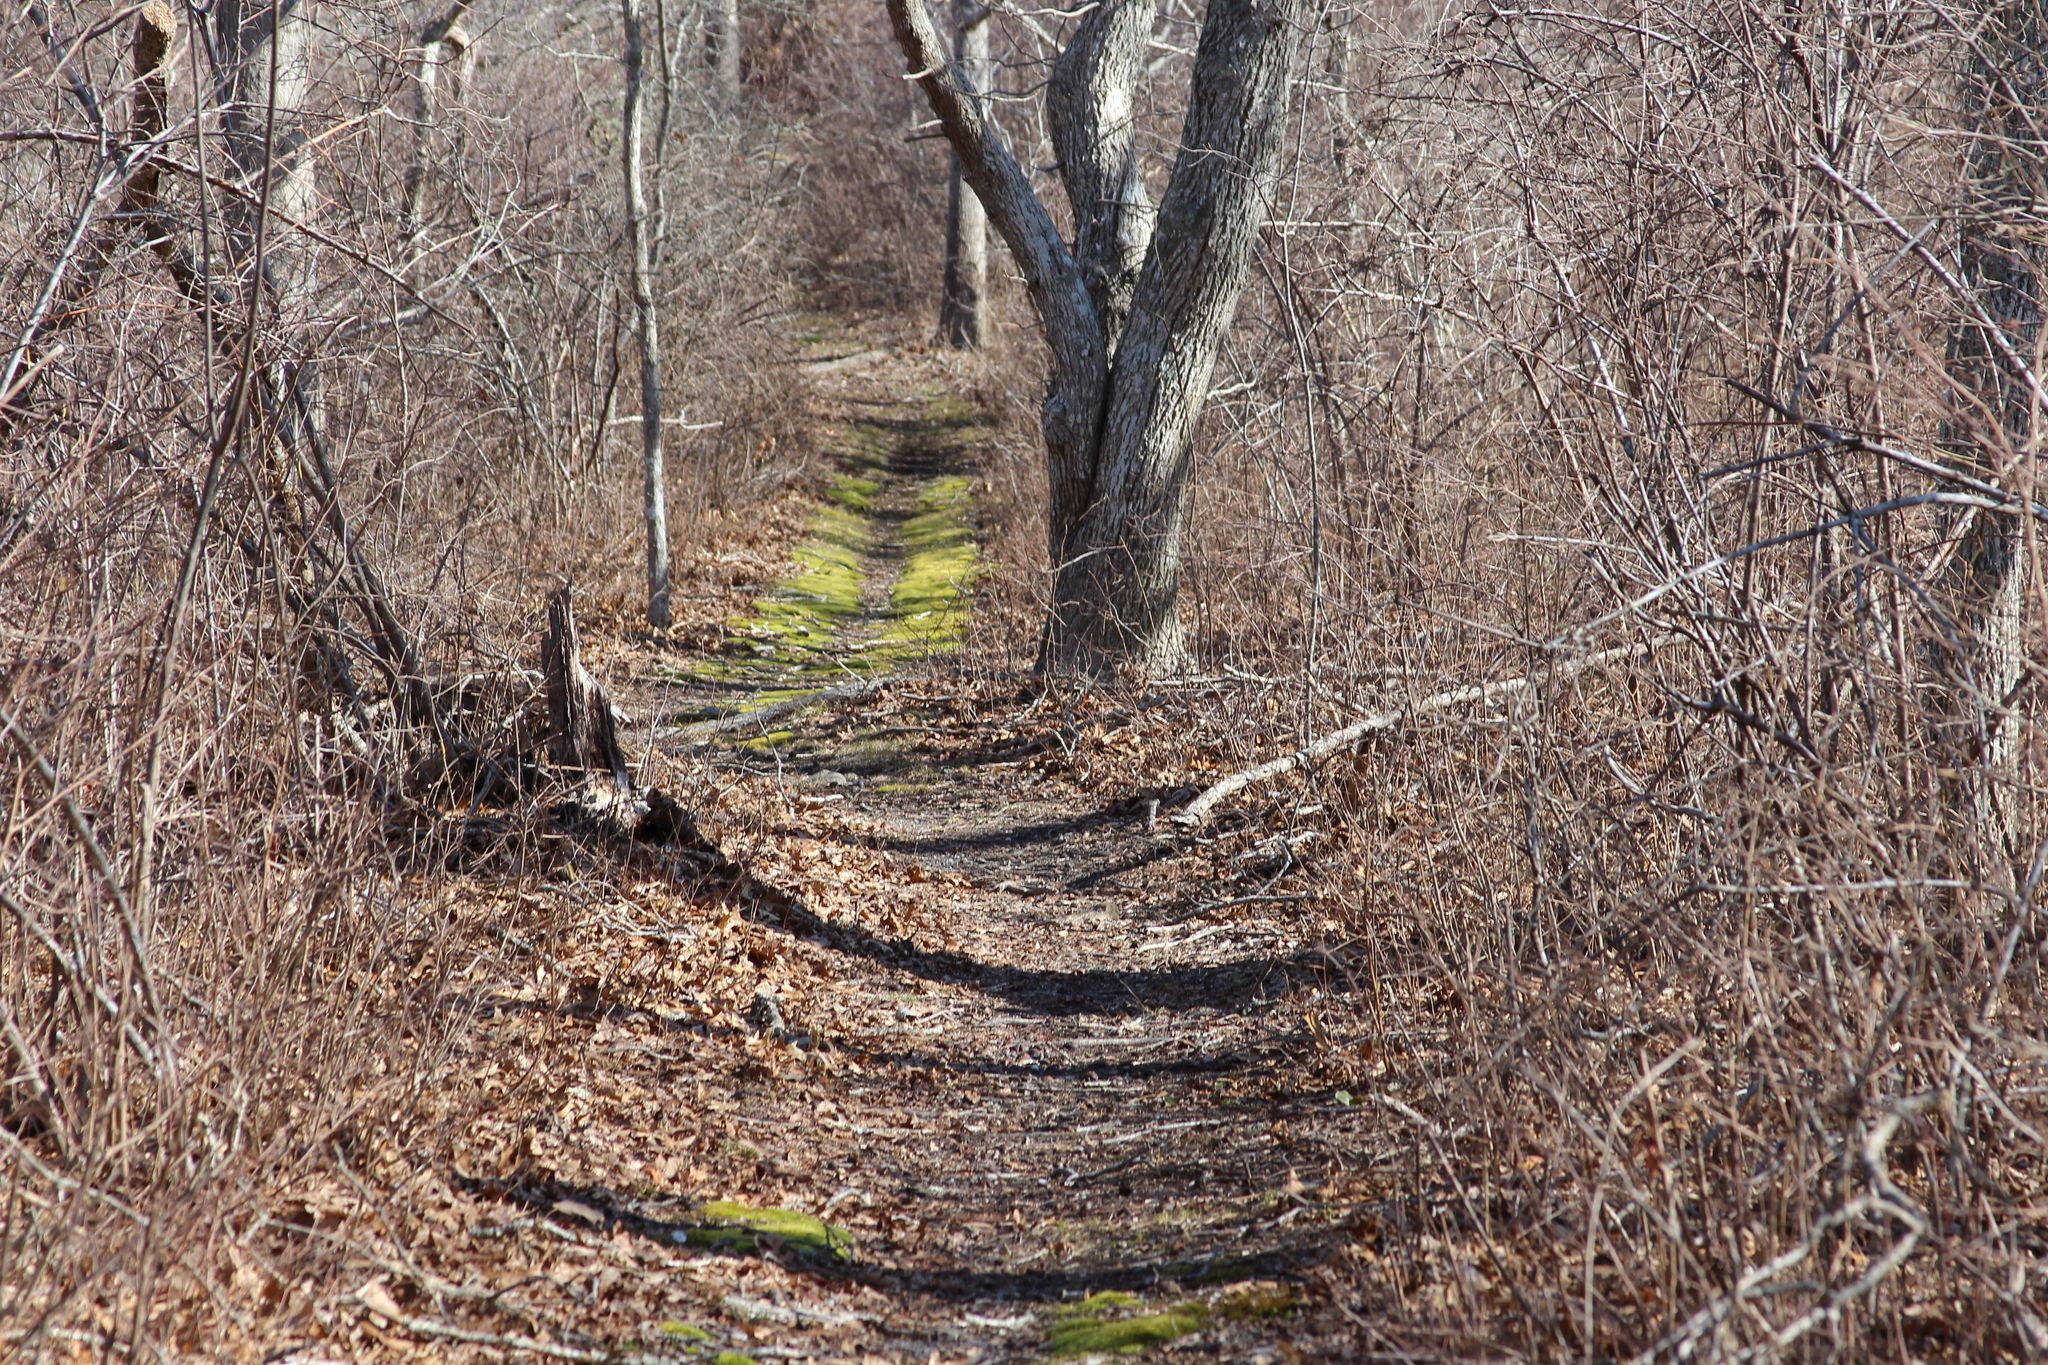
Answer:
[1175,637,1676,825]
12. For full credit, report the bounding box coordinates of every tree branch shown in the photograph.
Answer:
[884,0,1105,386]
[1175,637,1677,825]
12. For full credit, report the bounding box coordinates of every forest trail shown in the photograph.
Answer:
[338,336,1362,1363]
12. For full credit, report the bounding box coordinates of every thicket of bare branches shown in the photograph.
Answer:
[3,0,2043,1356]
[2,0,804,1349]
[1164,1,2046,1353]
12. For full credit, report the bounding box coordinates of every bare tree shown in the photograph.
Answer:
[887,0,1309,676]
[1944,0,2044,867]
[624,0,672,627]
[936,0,989,348]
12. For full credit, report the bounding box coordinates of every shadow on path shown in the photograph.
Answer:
[739,869,1345,1018]
[461,1175,1348,1307]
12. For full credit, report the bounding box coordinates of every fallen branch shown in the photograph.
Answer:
[1174,636,1676,825]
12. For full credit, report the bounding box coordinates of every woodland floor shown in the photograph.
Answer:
[271,331,1419,1365]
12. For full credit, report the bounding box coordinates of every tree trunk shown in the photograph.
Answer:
[887,0,1307,676]
[214,0,319,450]
[400,3,476,284]
[1944,1,2045,868]
[623,0,672,628]
[709,0,742,95]
[542,588,633,797]
[937,0,990,348]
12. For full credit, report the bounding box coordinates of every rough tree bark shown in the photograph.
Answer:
[1945,2,2045,866]
[888,0,1308,676]
[623,0,673,627]
[937,0,990,348]
[214,0,319,450]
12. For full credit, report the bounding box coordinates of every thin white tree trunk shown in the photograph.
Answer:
[215,0,319,449]
[400,3,476,284]
[623,0,671,627]
[937,0,989,348]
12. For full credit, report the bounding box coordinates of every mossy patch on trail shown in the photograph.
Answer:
[1044,1283,1301,1358]
[878,474,977,654]
[680,1200,854,1262]
[666,395,981,727]
[1048,1292,1207,1358]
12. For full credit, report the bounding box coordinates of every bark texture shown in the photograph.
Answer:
[1945,1,2045,864]
[887,0,1308,675]
[400,3,477,281]
[215,0,319,447]
[542,588,633,797]
[710,0,742,95]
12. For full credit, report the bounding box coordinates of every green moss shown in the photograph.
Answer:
[1216,1284,1300,1321]
[659,1322,713,1342]
[871,474,977,657]
[668,398,981,728]
[1048,1293,1209,1358]
[682,1200,855,1262]
[923,392,981,429]
[826,472,881,512]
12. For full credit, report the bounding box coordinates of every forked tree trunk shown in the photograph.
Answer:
[1945,1,2045,867]
[623,0,672,627]
[888,0,1307,676]
[937,0,990,348]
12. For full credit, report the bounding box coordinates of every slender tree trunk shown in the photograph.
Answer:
[215,0,319,451]
[709,0,741,96]
[623,0,671,627]
[937,0,989,348]
[1944,1,2045,867]
[400,2,476,283]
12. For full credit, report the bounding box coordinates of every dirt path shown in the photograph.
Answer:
[339,339,1361,1365]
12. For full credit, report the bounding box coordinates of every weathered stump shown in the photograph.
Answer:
[540,586,694,843]
[542,586,632,797]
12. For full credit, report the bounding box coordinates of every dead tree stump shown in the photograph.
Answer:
[539,585,694,843]
[542,586,632,798]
